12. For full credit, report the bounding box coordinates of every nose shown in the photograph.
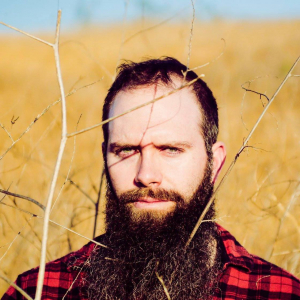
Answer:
[134,150,162,187]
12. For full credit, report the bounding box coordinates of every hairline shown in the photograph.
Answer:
[106,78,208,151]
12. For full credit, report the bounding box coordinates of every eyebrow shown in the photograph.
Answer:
[108,142,137,152]
[108,141,193,152]
[155,141,193,148]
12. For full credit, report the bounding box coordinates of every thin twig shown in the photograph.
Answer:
[115,0,130,73]
[185,0,195,74]
[0,21,52,47]
[273,249,300,256]
[35,10,68,300]
[93,167,105,238]
[0,123,14,142]
[67,76,202,138]
[185,56,300,248]
[0,81,99,161]
[51,114,82,212]
[276,202,300,234]
[0,188,45,210]
[123,8,187,45]
[0,202,107,248]
[0,274,33,300]
[61,40,113,80]
[0,229,22,263]
[47,219,107,248]
[240,75,272,129]
[68,180,96,205]
[268,182,300,260]
[62,256,90,300]
[241,83,270,104]
[1,201,37,215]
[190,38,226,71]
[155,261,171,300]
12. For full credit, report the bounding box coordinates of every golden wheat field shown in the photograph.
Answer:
[0,19,300,295]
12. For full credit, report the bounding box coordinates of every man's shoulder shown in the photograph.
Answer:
[2,236,103,300]
[21,237,97,279]
[216,224,300,299]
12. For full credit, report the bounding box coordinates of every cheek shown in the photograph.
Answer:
[172,152,206,177]
[170,155,206,195]
[107,156,137,193]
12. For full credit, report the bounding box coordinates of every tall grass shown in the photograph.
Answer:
[0,20,299,295]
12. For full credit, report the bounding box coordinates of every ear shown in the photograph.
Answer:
[211,141,226,184]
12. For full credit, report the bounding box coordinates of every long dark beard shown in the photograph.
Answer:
[81,161,223,300]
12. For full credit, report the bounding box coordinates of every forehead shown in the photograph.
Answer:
[107,83,203,143]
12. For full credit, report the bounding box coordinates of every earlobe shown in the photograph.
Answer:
[211,141,226,184]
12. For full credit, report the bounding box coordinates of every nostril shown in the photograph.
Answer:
[134,169,162,187]
[134,179,147,188]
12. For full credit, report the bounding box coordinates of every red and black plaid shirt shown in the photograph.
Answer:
[2,225,300,299]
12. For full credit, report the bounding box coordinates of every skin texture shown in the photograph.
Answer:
[82,80,227,299]
[106,80,226,219]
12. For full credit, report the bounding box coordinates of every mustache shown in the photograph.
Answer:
[119,188,185,204]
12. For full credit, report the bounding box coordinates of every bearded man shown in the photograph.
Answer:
[3,57,300,300]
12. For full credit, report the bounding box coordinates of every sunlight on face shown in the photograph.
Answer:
[106,81,208,218]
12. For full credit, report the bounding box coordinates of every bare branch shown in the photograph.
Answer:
[0,80,99,161]
[238,57,299,151]
[47,219,108,249]
[123,8,187,45]
[241,82,270,104]
[240,75,271,129]
[93,167,105,238]
[116,0,130,72]
[190,38,226,71]
[68,179,96,205]
[0,21,52,47]
[0,202,107,249]
[0,188,45,210]
[185,56,300,248]
[185,0,196,74]
[61,40,112,80]
[155,261,171,300]
[268,182,300,260]
[1,202,37,215]
[0,274,33,300]
[51,115,82,212]
[273,249,300,256]
[35,10,69,300]
[0,229,22,263]
[62,257,90,299]
[67,76,203,138]
[0,123,14,142]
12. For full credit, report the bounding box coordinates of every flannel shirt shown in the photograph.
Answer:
[2,225,300,300]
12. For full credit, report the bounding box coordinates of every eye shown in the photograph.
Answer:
[115,147,138,158]
[161,147,183,156]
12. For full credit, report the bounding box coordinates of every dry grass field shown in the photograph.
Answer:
[0,19,300,295]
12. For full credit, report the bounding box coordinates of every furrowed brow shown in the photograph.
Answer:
[155,141,193,148]
[108,142,137,152]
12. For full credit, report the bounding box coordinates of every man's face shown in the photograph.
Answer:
[106,81,215,220]
[84,81,225,299]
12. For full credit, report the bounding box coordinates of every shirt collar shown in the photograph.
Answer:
[65,225,254,273]
[65,236,103,272]
[217,223,253,273]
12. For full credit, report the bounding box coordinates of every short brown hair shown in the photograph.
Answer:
[102,57,219,153]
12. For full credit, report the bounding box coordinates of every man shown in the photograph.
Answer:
[3,57,300,299]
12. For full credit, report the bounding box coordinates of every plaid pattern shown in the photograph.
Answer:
[2,225,300,299]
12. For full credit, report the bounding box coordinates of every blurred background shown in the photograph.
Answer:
[0,0,300,295]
